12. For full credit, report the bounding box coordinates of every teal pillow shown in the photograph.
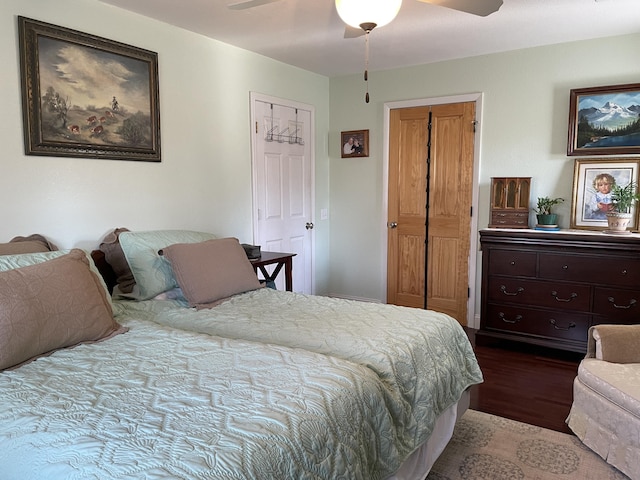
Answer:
[0,249,112,307]
[118,230,217,300]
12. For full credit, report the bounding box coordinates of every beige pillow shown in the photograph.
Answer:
[0,234,57,255]
[0,249,126,370]
[161,238,263,309]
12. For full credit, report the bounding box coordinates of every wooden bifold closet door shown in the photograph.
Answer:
[387,102,475,325]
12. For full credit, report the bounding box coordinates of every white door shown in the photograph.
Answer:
[250,93,314,293]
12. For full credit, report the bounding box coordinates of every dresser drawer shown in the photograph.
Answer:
[490,211,529,228]
[488,250,537,277]
[593,287,640,320]
[539,253,640,287]
[485,304,590,342]
[487,277,591,311]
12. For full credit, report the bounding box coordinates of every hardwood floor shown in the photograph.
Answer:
[465,329,583,434]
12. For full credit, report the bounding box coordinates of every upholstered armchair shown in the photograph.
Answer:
[567,324,640,480]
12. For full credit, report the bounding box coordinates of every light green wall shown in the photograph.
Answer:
[329,34,640,314]
[2,0,639,305]
[0,0,331,291]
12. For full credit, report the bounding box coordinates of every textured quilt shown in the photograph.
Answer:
[123,289,484,460]
[0,316,407,480]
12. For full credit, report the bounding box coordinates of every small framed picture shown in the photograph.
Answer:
[567,83,640,157]
[570,158,640,230]
[341,129,369,158]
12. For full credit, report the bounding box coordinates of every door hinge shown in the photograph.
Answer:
[472,120,478,133]
[470,206,473,217]
[468,287,470,298]
[256,121,258,134]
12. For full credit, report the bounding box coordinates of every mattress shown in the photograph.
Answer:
[119,288,483,462]
[1,315,410,480]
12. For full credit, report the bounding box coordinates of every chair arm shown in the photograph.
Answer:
[587,324,640,363]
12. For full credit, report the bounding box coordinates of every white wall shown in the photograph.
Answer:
[0,0,332,290]
[329,33,640,313]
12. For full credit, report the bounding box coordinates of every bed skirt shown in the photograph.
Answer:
[390,389,470,480]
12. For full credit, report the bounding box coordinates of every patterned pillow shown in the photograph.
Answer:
[0,250,126,370]
[118,230,217,300]
[161,238,263,309]
[0,249,113,307]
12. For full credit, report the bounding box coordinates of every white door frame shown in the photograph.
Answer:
[249,91,316,294]
[382,93,483,328]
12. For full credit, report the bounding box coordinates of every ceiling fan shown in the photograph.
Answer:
[227,0,503,102]
[227,0,503,17]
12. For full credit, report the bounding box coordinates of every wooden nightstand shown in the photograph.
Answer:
[250,252,296,291]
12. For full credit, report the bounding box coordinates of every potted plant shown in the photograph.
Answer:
[607,182,640,233]
[534,196,564,226]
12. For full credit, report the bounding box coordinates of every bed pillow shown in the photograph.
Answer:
[0,249,113,308]
[99,227,136,294]
[161,237,263,309]
[0,234,57,255]
[0,249,126,371]
[118,230,217,300]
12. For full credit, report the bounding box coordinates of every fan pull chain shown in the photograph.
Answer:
[364,30,370,103]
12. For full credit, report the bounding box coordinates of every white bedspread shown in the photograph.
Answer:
[0,316,411,479]
[121,289,484,462]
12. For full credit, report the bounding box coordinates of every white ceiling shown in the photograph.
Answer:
[98,0,640,77]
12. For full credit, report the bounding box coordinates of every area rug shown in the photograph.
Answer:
[426,409,630,480]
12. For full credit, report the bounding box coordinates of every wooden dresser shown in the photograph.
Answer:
[479,229,640,352]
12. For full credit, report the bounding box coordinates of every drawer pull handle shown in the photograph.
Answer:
[549,319,576,331]
[607,297,637,309]
[499,312,522,324]
[500,285,524,296]
[551,291,578,302]
[621,269,628,275]
[562,265,568,270]
[510,261,515,265]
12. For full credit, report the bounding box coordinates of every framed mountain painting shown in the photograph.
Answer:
[567,83,640,156]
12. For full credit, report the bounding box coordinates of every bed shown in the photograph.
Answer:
[0,230,483,480]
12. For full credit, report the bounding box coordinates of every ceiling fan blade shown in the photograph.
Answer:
[227,0,280,10]
[417,0,503,16]
[344,25,365,39]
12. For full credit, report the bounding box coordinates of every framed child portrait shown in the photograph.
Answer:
[341,130,369,158]
[570,158,640,230]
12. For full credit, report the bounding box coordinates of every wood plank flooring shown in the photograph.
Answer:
[465,329,583,434]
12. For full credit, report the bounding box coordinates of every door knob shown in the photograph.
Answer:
[305,222,314,230]
[388,222,398,228]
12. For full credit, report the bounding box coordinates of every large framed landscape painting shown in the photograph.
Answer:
[567,83,640,156]
[18,17,161,162]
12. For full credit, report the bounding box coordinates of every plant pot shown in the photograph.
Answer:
[605,212,632,234]
[536,214,557,226]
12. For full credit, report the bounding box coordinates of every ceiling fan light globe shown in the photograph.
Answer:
[335,0,402,29]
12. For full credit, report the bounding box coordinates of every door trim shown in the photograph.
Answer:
[382,93,483,327]
[249,91,316,294]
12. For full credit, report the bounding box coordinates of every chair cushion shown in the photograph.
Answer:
[577,358,640,419]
